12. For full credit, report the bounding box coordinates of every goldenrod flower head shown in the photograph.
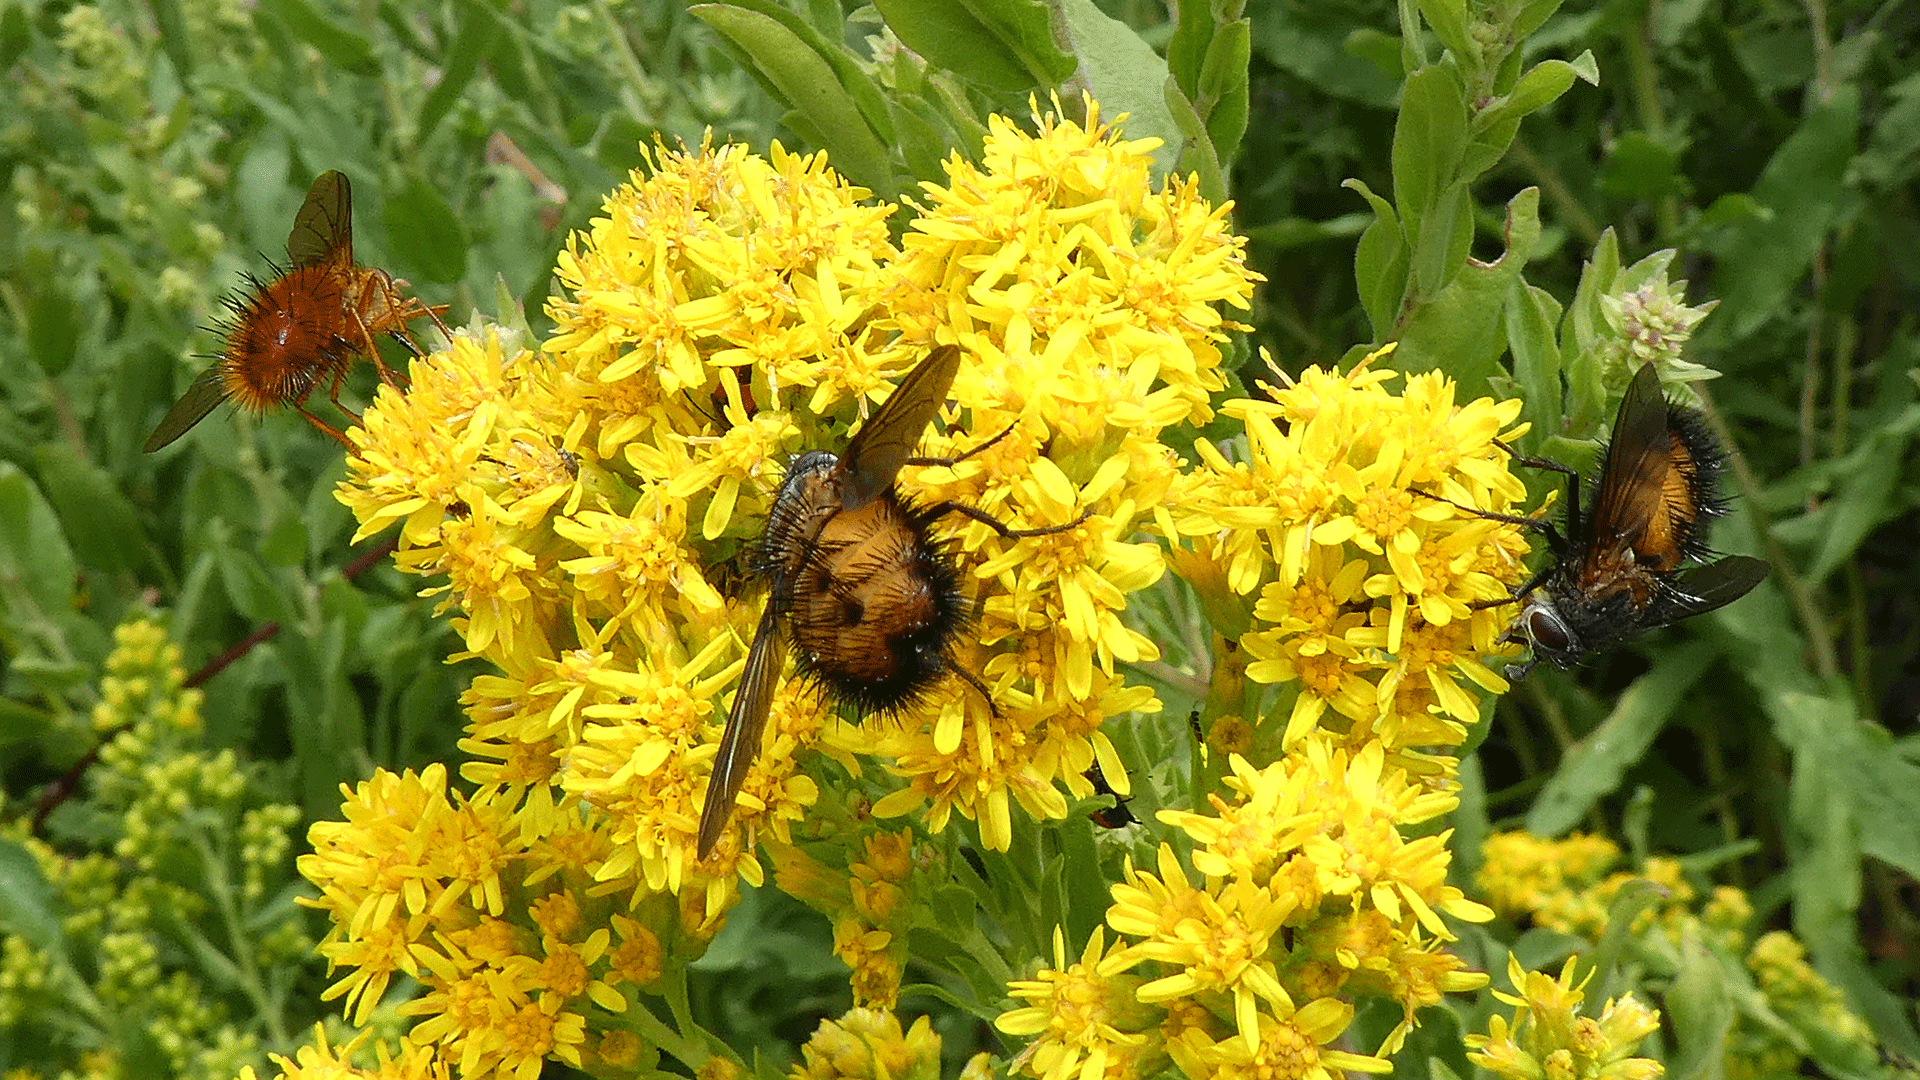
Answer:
[891,98,1257,430]
[1478,831,1623,936]
[1747,932,1874,1045]
[1170,349,1532,770]
[1163,998,1391,1080]
[1090,748,1490,1058]
[998,927,1156,1080]
[791,1008,943,1080]
[1468,955,1663,1080]
[242,1024,452,1080]
[320,101,1274,1076]
[1097,844,1297,1053]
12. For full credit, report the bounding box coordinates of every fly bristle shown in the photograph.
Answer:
[216,264,354,413]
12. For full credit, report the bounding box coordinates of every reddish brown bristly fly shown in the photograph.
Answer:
[143,171,450,452]
[1476,363,1768,679]
[697,344,1088,859]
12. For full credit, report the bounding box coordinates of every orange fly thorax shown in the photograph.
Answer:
[143,170,449,453]
[211,265,357,415]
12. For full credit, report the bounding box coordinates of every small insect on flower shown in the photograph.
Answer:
[1083,761,1138,829]
[1472,363,1768,679]
[143,170,450,452]
[698,345,1087,859]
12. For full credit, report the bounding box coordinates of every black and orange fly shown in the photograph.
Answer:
[697,345,1086,858]
[1478,363,1768,678]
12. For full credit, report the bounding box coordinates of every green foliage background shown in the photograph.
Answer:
[0,0,1916,1075]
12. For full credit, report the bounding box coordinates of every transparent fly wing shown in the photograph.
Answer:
[1649,555,1769,622]
[841,345,960,506]
[697,605,788,859]
[286,170,353,270]
[1583,362,1672,564]
[143,369,229,452]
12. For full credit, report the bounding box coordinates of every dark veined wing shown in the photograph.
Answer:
[1582,363,1672,569]
[142,368,229,452]
[696,604,787,859]
[285,171,353,269]
[1648,555,1769,622]
[840,344,961,506]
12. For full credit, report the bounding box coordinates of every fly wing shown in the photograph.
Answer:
[1582,363,1671,575]
[840,345,960,505]
[1648,555,1769,622]
[143,368,229,452]
[286,171,353,269]
[697,604,787,859]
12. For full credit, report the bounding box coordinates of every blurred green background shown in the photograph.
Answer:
[1,0,1916,1073]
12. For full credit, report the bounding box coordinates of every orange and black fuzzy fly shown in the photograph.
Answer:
[697,345,1087,859]
[143,171,450,452]
[1480,363,1768,679]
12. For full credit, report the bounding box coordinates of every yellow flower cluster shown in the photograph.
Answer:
[1168,352,1532,773]
[1478,832,1887,1078]
[789,1008,950,1080]
[998,740,1494,1076]
[236,1025,448,1080]
[1732,932,1877,1074]
[1467,956,1662,1080]
[299,764,714,1080]
[316,98,1258,1076]
[334,103,1255,893]
[1477,831,1699,940]
[763,829,921,1009]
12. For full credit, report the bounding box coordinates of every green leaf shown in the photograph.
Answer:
[1392,63,1469,239]
[1397,0,1427,71]
[385,177,468,285]
[1601,130,1688,200]
[1059,0,1182,180]
[1472,55,1585,138]
[1343,178,1409,340]
[1513,0,1569,42]
[1667,937,1736,1080]
[1803,405,1920,582]
[1194,17,1251,161]
[25,283,79,376]
[1409,178,1472,297]
[0,838,63,954]
[32,444,150,575]
[1165,80,1227,205]
[1417,0,1472,62]
[1525,642,1714,836]
[1702,85,1861,345]
[1251,14,1398,107]
[218,547,294,625]
[1246,212,1371,250]
[873,0,1070,91]
[0,464,78,620]
[1389,186,1541,392]
[255,0,379,77]
[0,2,29,70]
[1166,0,1211,95]
[150,0,195,80]
[418,1,497,143]
[1583,881,1662,1002]
[692,4,896,198]
[1507,282,1564,432]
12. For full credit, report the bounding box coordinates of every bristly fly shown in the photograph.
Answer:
[1466,363,1768,679]
[697,345,1087,858]
[144,171,449,452]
